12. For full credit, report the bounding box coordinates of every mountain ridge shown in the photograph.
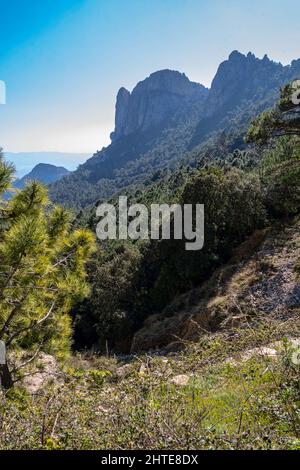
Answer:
[49,51,300,209]
[190,50,300,147]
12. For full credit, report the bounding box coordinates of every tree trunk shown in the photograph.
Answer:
[0,363,13,389]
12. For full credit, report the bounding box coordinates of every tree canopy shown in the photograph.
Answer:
[247,81,300,144]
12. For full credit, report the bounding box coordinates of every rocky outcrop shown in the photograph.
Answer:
[112,87,131,141]
[110,70,208,142]
[22,353,62,394]
[191,51,300,146]
[204,51,285,118]
[111,53,300,145]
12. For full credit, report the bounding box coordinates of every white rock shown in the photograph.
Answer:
[170,374,190,386]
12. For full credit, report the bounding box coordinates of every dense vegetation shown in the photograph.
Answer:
[73,82,300,354]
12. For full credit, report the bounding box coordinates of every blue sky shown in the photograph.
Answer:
[0,0,300,155]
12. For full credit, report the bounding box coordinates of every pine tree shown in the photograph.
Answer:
[247,81,300,144]
[0,149,96,388]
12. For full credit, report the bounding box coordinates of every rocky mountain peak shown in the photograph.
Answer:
[110,69,208,142]
[203,51,285,118]
[228,50,245,61]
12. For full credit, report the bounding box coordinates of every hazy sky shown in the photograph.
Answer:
[0,0,300,154]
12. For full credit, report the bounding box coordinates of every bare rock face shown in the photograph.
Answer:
[203,51,285,118]
[190,51,300,147]
[110,87,131,142]
[110,70,208,142]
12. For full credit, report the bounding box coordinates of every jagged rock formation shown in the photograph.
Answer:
[205,51,284,117]
[190,51,300,146]
[110,70,208,142]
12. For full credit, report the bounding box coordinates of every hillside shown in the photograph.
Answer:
[1,217,299,450]
[132,218,300,352]
[49,51,300,209]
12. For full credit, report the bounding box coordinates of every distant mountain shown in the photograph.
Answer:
[14,163,70,189]
[49,51,300,209]
[4,152,90,178]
